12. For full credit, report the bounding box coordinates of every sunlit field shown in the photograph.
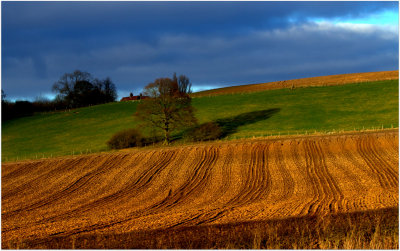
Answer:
[2,79,398,161]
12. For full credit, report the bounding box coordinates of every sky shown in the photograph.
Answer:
[2,1,399,101]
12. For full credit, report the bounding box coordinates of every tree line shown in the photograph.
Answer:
[2,70,117,121]
[52,70,117,108]
[3,70,222,147]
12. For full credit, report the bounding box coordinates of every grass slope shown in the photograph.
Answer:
[193,70,398,97]
[2,80,398,161]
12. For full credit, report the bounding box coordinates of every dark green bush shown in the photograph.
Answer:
[107,128,145,149]
[184,122,223,142]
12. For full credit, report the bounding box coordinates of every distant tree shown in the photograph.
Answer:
[92,78,105,105]
[1,90,6,103]
[102,77,117,103]
[14,100,34,117]
[173,73,192,94]
[52,70,117,108]
[135,75,197,145]
[52,70,92,108]
[178,75,192,94]
[73,80,94,107]
[1,90,50,120]
[32,95,53,112]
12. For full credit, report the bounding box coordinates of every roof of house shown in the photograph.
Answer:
[120,95,150,102]
[120,96,139,101]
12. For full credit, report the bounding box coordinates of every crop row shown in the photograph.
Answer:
[2,131,398,244]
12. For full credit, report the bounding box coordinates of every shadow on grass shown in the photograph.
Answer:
[142,108,280,144]
[214,108,280,138]
[174,108,281,142]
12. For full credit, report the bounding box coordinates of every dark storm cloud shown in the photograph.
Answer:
[2,1,398,100]
[3,2,396,27]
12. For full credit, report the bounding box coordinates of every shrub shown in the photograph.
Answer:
[184,122,223,142]
[107,129,145,149]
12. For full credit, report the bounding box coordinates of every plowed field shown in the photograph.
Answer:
[192,70,399,97]
[2,130,398,246]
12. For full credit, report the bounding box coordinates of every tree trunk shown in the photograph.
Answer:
[163,123,170,145]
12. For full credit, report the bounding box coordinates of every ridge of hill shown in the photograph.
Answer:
[192,70,399,97]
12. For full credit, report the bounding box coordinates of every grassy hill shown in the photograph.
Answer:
[193,70,398,97]
[2,79,398,161]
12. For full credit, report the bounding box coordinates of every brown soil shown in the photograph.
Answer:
[192,70,399,97]
[2,130,398,246]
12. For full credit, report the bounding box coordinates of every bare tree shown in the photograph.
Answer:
[178,74,192,94]
[52,70,92,108]
[102,77,118,103]
[172,72,192,94]
[135,76,197,145]
[52,70,117,108]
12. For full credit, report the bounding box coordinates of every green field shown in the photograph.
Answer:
[2,80,398,161]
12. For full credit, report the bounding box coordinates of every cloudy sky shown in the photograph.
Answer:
[2,1,399,101]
